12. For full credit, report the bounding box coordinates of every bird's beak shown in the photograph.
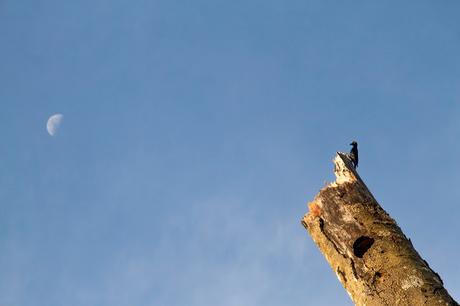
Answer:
[349,143,353,145]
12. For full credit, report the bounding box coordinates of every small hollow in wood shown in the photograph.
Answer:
[352,236,374,258]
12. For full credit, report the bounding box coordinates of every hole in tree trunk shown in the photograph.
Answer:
[353,236,374,258]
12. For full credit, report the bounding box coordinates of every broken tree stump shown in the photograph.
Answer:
[302,152,458,306]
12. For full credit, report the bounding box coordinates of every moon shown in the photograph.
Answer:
[47,114,64,136]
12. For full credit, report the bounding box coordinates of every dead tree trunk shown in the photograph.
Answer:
[302,153,458,306]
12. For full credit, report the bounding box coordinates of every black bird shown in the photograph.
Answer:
[349,141,358,169]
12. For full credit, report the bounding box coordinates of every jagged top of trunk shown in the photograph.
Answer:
[332,152,361,186]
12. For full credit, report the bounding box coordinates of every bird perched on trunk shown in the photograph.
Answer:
[349,141,358,169]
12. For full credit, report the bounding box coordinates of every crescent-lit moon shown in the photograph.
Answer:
[47,114,64,136]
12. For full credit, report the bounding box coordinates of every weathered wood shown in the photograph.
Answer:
[302,153,458,306]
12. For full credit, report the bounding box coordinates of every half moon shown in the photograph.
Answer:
[47,114,64,136]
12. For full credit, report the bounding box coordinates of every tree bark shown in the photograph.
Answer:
[302,153,458,306]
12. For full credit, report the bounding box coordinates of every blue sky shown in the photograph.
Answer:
[1,1,460,305]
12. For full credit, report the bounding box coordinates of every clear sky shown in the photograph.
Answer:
[1,1,459,305]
